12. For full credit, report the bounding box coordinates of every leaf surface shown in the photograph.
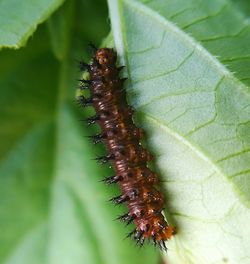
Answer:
[0,0,65,49]
[107,0,250,263]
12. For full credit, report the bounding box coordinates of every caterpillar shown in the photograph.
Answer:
[76,46,176,251]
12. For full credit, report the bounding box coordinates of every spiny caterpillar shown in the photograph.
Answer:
[76,46,176,251]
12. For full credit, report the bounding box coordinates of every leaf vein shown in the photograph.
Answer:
[133,49,195,84]
[182,4,228,30]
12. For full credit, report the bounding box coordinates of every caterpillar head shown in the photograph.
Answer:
[95,48,117,66]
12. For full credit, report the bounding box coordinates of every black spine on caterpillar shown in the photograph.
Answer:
[77,47,176,251]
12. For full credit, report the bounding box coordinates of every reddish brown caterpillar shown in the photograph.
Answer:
[76,46,176,251]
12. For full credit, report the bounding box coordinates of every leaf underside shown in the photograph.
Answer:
[0,0,250,264]
[108,0,250,263]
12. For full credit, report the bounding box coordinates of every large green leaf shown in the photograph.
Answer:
[107,0,250,263]
[0,0,159,263]
[1,0,250,263]
[0,0,65,49]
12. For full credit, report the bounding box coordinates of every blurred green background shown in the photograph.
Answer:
[0,0,159,263]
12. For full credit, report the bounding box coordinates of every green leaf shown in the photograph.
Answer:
[0,0,159,263]
[0,0,65,49]
[234,0,250,16]
[107,0,250,263]
[1,0,250,263]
